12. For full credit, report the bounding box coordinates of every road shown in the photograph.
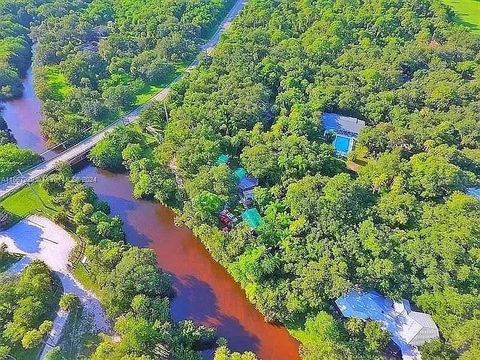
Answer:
[0,0,247,200]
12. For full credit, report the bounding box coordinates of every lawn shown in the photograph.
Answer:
[443,0,480,33]
[72,264,107,301]
[0,183,58,221]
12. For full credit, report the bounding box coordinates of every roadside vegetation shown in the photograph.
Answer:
[29,0,234,146]
[91,0,480,358]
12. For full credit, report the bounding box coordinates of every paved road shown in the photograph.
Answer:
[0,0,247,200]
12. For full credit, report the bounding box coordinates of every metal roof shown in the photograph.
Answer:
[322,113,366,136]
[336,290,439,360]
[242,208,262,229]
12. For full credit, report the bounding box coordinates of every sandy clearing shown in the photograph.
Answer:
[1,215,111,334]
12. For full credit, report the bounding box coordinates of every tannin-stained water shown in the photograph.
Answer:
[1,68,47,153]
[76,165,301,360]
[3,66,301,359]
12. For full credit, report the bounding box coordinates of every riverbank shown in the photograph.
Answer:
[77,165,301,359]
[1,215,111,333]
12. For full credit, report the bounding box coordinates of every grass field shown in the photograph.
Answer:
[443,0,480,33]
[0,183,58,220]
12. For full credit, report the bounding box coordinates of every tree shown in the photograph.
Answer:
[103,85,136,111]
[90,126,146,171]
[130,51,175,84]
[0,143,42,179]
[421,340,456,360]
[191,191,223,225]
[59,293,80,311]
[45,347,64,360]
[61,51,106,88]
[104,247,172,316]
[363,321,390,352]
[300,312,351,360]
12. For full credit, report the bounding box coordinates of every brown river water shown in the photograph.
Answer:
[1,71,301,359]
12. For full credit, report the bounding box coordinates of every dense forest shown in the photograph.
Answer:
[31,0,233,145]
[0,0,234,179]
[0,260,59,357]
[91,0,480,358]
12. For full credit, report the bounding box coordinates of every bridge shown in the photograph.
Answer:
[0,0,246,200]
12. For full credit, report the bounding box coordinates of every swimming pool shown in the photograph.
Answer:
[333,135,352,155]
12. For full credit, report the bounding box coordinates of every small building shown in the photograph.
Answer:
[336,290,439,360]
[242,208,263,230]
[216,154,230,166]
[234,167,247,180]
[322,113,365,156]
[219,209,238,230]
[234,167,259,207]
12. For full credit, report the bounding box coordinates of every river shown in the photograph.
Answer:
[1,66,300,360]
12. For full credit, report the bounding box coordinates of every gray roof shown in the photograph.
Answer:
[408,312,440,346]
[322,113,366,136]
[336,290,440,359]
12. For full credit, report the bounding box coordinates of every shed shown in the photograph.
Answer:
[238,176,259,192]
[234,167,247,180]
[242,208,263,230]
[322,113,366,156]
[216,154,230,166]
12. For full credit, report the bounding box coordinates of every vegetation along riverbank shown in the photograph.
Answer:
[1,0,480,358]
[91,0,480,358]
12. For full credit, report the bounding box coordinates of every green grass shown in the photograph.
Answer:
[133,63,187,106]
[135,83,162,106]
[44,65,73,100]
[72,264,107,300]
[0,183,58,221]
[443,0,480,33]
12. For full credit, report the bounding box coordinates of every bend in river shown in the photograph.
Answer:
[1,66,300,360]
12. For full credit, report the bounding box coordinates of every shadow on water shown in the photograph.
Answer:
[174,275,261,356]
[75,164,300,360]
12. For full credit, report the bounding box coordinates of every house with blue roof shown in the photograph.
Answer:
[336,290,439,360]
[322,113,366,156]
[234,167,259,207]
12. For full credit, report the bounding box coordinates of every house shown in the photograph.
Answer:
[322,113,366,156]
[336,290,439,360]
[242,208,263,230]
[234,167,259,207]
